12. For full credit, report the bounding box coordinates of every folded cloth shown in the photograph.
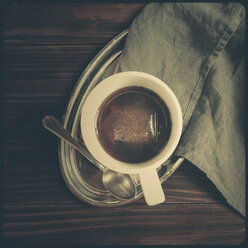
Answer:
[118,2,246,216]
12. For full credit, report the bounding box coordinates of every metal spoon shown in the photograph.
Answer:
[42,115,137,200]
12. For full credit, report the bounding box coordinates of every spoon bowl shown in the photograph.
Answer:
[103,170,137,200]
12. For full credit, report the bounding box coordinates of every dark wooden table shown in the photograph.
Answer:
[2,2,246,246]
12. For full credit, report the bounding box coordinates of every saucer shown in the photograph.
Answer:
[58,29,184,206]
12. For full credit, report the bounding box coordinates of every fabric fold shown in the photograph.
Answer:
[118,2,246,216]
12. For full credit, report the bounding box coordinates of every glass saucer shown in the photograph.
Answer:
[58,29,184,207]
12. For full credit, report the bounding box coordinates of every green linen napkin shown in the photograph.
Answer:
[118,2,246,216]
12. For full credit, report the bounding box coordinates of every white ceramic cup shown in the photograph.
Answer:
[81,71,182,206]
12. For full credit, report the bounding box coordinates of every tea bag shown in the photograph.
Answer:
[103,99,157,145]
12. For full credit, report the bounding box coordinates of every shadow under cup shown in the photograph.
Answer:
[96,86,172,164]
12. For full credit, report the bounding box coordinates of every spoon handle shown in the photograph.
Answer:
[42,115,105,170]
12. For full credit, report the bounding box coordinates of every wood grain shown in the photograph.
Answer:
[3,44,102,97]
[2,2,246,246]
[3,204,245,246]
[3,3,145,45]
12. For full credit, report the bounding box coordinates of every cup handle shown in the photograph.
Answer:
[139,169,165,206]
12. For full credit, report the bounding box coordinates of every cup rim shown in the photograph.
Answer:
[80,71,182,174]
